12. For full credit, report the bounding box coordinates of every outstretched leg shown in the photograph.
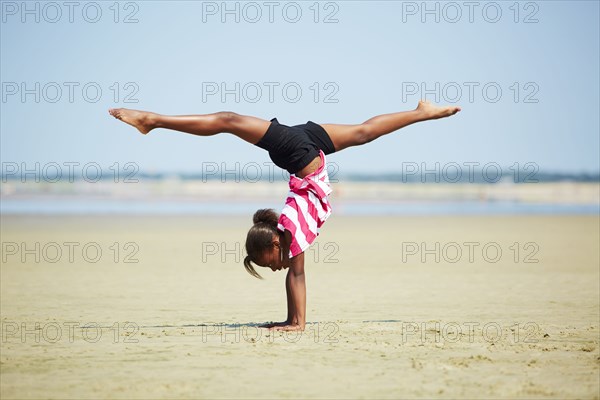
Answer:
[108,108,270,145]
[320,100,461,152]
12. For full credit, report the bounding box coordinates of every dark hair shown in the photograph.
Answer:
[243,208,279,279]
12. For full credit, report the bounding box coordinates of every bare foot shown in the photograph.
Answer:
[108,108,156,134]
[416,100,461,120]
[270,323,304,332]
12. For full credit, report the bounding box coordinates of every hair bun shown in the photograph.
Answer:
[252,208,278,227]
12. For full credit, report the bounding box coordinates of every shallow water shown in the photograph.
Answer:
[2,198,598,215]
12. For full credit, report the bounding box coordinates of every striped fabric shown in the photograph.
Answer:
[277,150,333,258]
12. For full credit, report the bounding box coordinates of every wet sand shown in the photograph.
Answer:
[1,214,599,399]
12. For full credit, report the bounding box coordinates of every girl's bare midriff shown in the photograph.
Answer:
[296,156,322,179]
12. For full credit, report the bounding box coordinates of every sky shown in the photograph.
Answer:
[1,0,599,176]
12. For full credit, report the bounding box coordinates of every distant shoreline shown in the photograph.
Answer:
[3,173,599,184]
[2,181,598,205]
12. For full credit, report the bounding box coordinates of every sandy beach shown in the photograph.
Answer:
[1,214,599,399]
